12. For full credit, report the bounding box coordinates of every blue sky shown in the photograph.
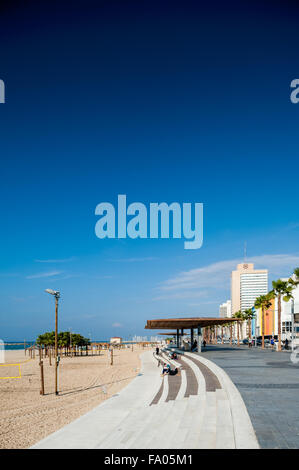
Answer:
[1,0,299,340]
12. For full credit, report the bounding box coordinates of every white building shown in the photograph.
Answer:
[240,271,269,311]
[231,263,268,314]
[219,300,232,318]
[110,336,122,344]
[275,277,299,340]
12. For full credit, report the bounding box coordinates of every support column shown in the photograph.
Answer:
[191,328,194,350]
[197,327,202,353]
[176,329,179,348]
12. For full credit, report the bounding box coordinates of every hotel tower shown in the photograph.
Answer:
[231,263,268,316]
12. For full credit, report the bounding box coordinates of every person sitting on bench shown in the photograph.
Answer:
[169,367,178,376]
[161,363,170,376]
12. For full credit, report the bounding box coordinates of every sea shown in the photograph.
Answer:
[2,340,138,350]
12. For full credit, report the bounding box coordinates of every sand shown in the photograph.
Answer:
[0,346,144,449]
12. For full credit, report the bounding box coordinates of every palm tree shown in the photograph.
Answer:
[271,280,293,351]
[244,308,256,343]
[234,310,244,346]
[254,293,274,349]
[288,267,299,288]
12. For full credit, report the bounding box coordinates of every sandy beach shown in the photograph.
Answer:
[0,346,144,449]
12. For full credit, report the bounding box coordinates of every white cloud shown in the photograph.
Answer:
[153,290,208,301]
[26,271,63,279]
[110,257,158,262]
[159,253,299,294]
[35,257,75,263]
[112,322,123,327]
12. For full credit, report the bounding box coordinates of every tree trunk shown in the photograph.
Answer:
[262,307,265,349]
[237,321,240,346]
[278,294,281,351]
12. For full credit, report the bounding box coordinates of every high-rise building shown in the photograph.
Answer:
[231,263,268,316]
[219,300,232,318]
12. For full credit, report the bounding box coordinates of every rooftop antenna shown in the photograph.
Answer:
[244,241,247,263]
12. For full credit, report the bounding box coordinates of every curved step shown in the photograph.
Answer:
[179,355,205,397]
[184,352,221,392]
[127,400,176,449]
[176,357,198,397]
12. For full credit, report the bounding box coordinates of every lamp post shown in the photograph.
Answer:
[252,307,257,347]
[45,289,60,395]
[70,327,72,357]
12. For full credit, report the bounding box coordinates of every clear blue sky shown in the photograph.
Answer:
[1,0,299,340]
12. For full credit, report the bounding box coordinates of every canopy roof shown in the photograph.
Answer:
[145,317,238,330]
[157,332,179,336]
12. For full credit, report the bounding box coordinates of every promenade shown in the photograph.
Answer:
[202,344,299,449]
[31,349,259,449]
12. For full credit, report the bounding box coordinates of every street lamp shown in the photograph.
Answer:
[252,306,257,347]
[69,327,72,357]
[45,289,60,395]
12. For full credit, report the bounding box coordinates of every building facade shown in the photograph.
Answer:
[255,276,299,340]
[231,262,268,337]
[231,263,268,315]
[219,300,232,318]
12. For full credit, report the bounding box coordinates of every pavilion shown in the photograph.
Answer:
[145,317,238,349]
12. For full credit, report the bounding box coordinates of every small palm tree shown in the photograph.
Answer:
[254,293,274,349]
[271,280,293,351]
[288,267,299,288]
[244,308,256,343]
[234,310,244,346]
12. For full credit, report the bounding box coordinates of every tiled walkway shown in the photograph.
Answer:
[201,344,299,449]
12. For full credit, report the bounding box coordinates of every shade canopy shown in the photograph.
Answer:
[145,317,238,330]
[157,332,180,336]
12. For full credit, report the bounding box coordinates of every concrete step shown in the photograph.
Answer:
[128,400,177,449]
[176,369,187,400]
[97,405,153,449]
[147,398,189,448]
[215,389,235,449]
[180,355,205,396]
[195,392,217,449]
[181,396,206,449]
[174,396,205,449]
[157,374,169,404]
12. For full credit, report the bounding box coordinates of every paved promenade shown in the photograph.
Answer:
[31,349,259,449]
[201,344,299,449]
